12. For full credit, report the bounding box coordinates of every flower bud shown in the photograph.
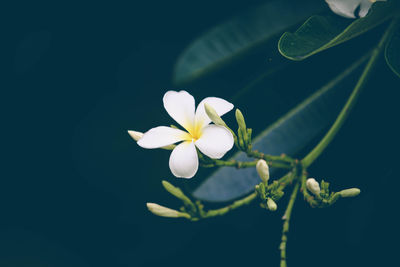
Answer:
[306,178,321,195]
[339,188,361,198]
[204,103,227,127]
[256,159,270,184]
[235,109,246,131]
[127,130,143,141]
[130,130,175,150]
[146,203,190,219]
[162,180,193,206]
[267,198,277,211]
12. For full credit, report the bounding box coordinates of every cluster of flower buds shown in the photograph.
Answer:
[305,177,361,207]
[145,180,199,220]
[204,103,253,153]
[255,160,281,211]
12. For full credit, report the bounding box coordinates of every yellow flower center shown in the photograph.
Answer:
[183,122,203,141]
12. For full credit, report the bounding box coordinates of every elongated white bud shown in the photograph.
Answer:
[339,188,361,198]
[127,130,143,141]
[146,203,190,219]
[128,130,175,150]
[267,198,277,211]
[256,159,270,184]
[306,178,321,195]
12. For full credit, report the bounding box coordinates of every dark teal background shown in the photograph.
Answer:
[4,1,400,266]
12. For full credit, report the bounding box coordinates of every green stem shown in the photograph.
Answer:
[280,181,300,267]
[301,18,400,167]
[200,159,292,169]
[200,159,258,168]
[247,150,294,163]
[198,171,295,219]
[202,192,257,218]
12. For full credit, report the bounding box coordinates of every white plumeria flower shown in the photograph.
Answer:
[325,0,386,19]
[136,90,234,179]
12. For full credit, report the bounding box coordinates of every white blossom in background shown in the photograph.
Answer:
[131,90,234,179]
[325,0,386,18]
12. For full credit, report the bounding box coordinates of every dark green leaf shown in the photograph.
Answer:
[192,56,367,202]
[173,0,325,85]
[278,1,394,61]
[385,21,400,78]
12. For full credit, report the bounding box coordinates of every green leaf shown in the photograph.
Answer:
[173,0,325,85]
[192,56,368,202]
[278,1,394,61]
[385,21,400,78]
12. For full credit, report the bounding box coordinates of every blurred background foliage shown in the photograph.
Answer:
[3,0,400,266]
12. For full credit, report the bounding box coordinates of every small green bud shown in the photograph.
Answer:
[235,109,246,131]
[256,159,270,184]
[235,109,249,148]
[273,189,285,201]
[267,198,277,211]
[204,103,227,127]
[321,180,330,194]
[328,192,341,205]
[339,188,361,198]
[162,180,188,201]
[162,180,196,212]
[127,130,143,141]
[146,203,191,219]
[255,183,266,200]
[247,128,252,145]
[237,127,245,148]
[306,178,321,195]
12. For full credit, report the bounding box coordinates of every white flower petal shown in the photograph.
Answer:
[163,90,195,132]
[169,141,198,178]
[358,0,376,17]
[325,0,385,18]
[326,0,359,18]
[195,125,234,159]
[137,126,190,149]
[195,97,234,129]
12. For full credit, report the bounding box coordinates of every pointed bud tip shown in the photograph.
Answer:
[161,180,170,187]
[127,130,143,142]
[235,108,243,117]
[235,108,246,128]
[204,103,226,126]
[204,103,215,113]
